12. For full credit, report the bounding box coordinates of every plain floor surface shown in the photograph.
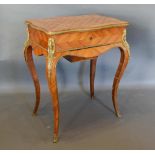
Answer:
[0,87,155,149]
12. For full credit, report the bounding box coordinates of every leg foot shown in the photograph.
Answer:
[53,134,58,143]
[116,112,122,118]
[32,112,37,116]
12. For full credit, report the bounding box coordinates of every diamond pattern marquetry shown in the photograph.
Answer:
[26,14,127,34]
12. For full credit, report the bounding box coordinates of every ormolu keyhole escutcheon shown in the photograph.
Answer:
[89,36,93,40]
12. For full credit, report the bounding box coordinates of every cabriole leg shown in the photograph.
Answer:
[112,45,130,118]
[90,57,97,99]
[46,56,60,143]
[24,45,41,115]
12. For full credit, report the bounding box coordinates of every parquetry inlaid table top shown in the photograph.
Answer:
[24,14,130,143]
[26,14,128,34]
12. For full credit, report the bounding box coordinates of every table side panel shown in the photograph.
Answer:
[28,25,49,55]
[27,25,126,56]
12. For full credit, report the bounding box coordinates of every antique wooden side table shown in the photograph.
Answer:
[24,14,130,143]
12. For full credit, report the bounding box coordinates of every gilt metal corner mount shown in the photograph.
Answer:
[47,38,55,79]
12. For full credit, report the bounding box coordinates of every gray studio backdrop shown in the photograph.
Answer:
[0,4,155,93]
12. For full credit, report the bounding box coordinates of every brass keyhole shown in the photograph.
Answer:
[89,36,93,40]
